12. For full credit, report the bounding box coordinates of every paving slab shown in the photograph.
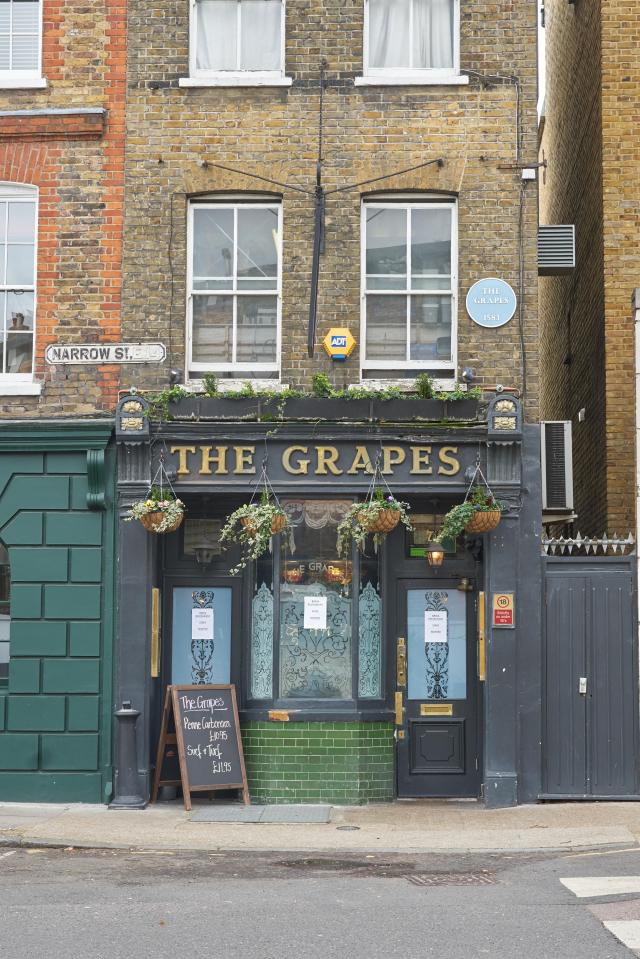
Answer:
[189,804,331,824]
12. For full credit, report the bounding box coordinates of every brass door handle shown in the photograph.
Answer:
[397,637,407,687]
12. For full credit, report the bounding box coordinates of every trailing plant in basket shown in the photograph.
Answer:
[125,485,185,534]
[337,488,412,556]
[220,490,288,575]
[438,487,504,543]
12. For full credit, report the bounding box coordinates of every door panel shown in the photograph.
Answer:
[171,586,232,685]
[543,575,587,794]
[397,580,480,798]
[543,564,639,798]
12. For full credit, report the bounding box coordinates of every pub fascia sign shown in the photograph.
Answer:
[167,441,471,485]
[45,343,166,364]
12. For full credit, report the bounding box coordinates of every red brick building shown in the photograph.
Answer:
[0,0,126,415]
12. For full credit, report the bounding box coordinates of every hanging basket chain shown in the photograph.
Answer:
[462,459,497,505]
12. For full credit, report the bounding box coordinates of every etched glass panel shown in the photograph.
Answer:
[251,579,274,698]
[407,588,466,700]
[358,573,382,698]
[279,499,353,700]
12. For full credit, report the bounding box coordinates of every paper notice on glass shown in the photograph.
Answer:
[192,607,214,641]
[304,596,327,630]
[425,609,448,643]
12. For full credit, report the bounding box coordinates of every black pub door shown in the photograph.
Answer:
[395,579,481,798]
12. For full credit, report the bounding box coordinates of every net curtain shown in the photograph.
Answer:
[369,0,454,70]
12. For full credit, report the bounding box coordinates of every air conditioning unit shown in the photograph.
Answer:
[538,225,575,275]
[541,421,574,511]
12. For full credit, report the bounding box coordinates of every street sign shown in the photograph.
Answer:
[45,343,166,365]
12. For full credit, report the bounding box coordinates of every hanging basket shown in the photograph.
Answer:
[464,509,502,534]
[241,512,287,537]
[139,510,184,534]
[271,513,288,535]
[358,507,400,534]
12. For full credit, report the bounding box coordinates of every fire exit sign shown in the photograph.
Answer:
[492,592,515,628]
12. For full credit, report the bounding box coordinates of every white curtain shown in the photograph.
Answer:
[196,0,281,72]
[196,0,236,71]
[413,0,453,69]
[369,0,410,69]
[241,1,282,71]
[369,0,453,70]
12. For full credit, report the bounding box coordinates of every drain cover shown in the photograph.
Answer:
[406,872,498,886]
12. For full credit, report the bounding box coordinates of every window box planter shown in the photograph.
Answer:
[372,398,447,422]
[260,397,372,421]
[444,399,481,421]
[169,396,261,420]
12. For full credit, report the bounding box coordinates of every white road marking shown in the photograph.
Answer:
[561,876,640,898]
[0,850,16,859]
[603,920,640,949]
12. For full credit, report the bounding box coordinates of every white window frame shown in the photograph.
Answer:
[357,0,466,86]
[182,0,290,87]
[360,196,458,376]
[0,0,46,89]
[0,182,40,394]
[186,197,282,378]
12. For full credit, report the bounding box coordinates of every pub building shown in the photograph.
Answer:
[114,391,543,808]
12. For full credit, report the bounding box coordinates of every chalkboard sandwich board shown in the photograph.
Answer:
[151,684,249,810]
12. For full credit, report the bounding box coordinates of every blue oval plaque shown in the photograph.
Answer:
[466,277,516,328]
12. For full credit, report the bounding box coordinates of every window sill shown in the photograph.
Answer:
[0,76,48,90]
[358,378,460,392]
[0,379,42,396]
[186,379,286,393]
[179,76,293,88]
[355,74,469,87]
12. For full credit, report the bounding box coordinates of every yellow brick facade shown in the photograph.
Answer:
[540,0,640,533]
[122,0,540,419]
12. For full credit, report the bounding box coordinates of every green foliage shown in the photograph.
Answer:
[312,373,333,397]
[147,386,189,420]
[414,372,434,399]
[202,374,218,396]
[220,497,288,575]
[436,384,482,401]
[336,490,412,557]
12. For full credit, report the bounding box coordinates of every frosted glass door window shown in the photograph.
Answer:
[171,587,232,685]
[407,588,466,700]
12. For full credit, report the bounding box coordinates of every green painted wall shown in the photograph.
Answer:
[241,722,395,804]
[0,429,115,803]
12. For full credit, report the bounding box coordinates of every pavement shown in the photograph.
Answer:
[1,798,640,854]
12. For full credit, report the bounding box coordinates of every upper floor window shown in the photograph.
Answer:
[363,0,458,79]
[361,198,457,375]
[0,0,43,84]
[187,198,281,379]
[0,184,37,383]
[191,0,285,78]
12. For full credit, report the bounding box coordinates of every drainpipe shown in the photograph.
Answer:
[634,290,640,629]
